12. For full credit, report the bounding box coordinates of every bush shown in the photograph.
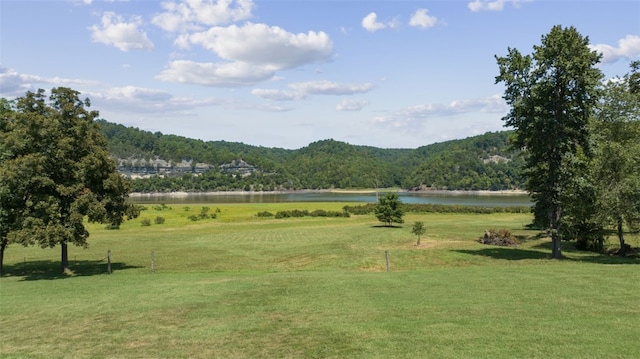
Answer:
[478,229,518,247]
[104,224,120,230]
[141,218,151,226]
[188,215,199,221]
[155,216,166,224]
[256,211,274,217]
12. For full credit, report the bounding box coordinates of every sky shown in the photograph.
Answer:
[1,0,639,150]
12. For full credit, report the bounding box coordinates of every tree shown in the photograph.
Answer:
[375,192,404,227]
[412,221,426,245]
[1,88,138,274]
[591,62,640,256]
[495,25,603,259]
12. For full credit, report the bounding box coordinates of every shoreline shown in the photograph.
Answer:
[129,189,529,197]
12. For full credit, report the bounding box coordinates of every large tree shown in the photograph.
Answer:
[375,192,404,227]
[591,62,640,256]
[0,88,138,274]
[495,25,603,258]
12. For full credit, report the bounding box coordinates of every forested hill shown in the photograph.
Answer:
[98,120,524,192]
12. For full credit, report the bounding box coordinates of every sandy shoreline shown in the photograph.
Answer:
[129,189,528,197]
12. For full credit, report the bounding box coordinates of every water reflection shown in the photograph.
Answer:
[129,191,532,207]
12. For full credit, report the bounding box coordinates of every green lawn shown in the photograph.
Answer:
[1,203,639,358]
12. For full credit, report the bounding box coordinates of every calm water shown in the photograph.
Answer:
[130,191,532,207]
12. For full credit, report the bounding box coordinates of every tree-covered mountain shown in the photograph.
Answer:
[97,120,524,192]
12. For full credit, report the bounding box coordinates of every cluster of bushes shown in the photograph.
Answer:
[141,216,166,226]
[342,203,530,215]
[187,206,218,221]
[256,209,350,219]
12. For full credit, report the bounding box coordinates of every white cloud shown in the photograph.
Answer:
[186,23,333,69]
[373,94,507,129]
[158,23,333,87]
[467,0,529,12]
[590,35,640,64]
[289,80,374,95]
[362,12,391,32]
[409,9,438,29]
[89,12,154,51]
[252,81,374,102]
[336,99,369,111]
[152,0,254,32]
[251,89,306,101]
[0,67,99,97]
[157,60,276,87]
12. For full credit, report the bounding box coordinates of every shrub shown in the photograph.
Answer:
[478,229,518,247]
[104,224,120,230]
[141,218,151,226]
[155,216,166,224]
[256,211,274,217]
[188,215,199,221]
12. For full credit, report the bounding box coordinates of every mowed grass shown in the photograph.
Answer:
[1,203,639,358]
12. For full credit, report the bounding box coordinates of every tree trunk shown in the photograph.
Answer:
[0,239,6,276]
[617,218,626,257]
[61,241,70,274]
[549,206,563,259]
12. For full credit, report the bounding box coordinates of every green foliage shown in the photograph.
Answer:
[154,216,166,225]
[0,87,138,273]
[496,25,603,258]
[375,192,404,226]
[100,120,525,192]
[140,218,151,226]
[256,211,274,217]
[411,221,426,245]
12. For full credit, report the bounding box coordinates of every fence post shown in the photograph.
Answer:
[107,250,112,274]
[385,250,390,272]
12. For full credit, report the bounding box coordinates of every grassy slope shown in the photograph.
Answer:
[1,203,639,358]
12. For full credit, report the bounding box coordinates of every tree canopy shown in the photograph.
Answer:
[496,25,603,259]
[375,192,404,227]
[0,88,138,274]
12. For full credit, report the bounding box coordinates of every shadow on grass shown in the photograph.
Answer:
[455,242,640,265]
[371,225,404,228]
[455,247,549,261]
[1,260,143,281]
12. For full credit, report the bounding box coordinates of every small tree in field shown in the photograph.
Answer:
[375,192,404,227]
[412,221,426,245]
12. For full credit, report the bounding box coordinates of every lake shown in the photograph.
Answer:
[129,191,532,207]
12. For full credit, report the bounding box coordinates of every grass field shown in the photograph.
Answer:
[1,202,639,358]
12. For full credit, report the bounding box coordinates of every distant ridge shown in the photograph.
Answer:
[98,120,524,192]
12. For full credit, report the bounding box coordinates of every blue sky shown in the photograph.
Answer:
[1,0,639,149]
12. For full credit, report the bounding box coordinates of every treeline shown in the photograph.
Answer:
[99,120,525,192]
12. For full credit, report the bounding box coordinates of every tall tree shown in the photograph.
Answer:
[591,62,640,256]
[375,192,404,227]
[495,25,603,258]
[1,88,138,274]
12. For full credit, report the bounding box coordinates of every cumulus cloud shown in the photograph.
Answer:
[89,12,154,51]
[361,12,398,32]
[289,80,374,95]
[159,23,333,87]
[409,9,439,29]
[336,99,369,111]
[157,60,276,87]
[186,23,332,68]
[0,67,99,97]
[590,35,640,64]
[373,94,507,129]
[152,0,254,32]
[467,0,529,12]
[252,80,374,102]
